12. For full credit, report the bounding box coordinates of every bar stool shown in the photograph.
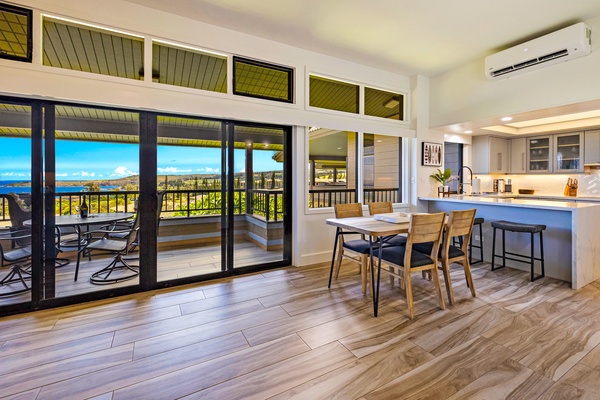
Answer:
[470,217,484,264]
[491,220,546,281]
[452,217,484,264]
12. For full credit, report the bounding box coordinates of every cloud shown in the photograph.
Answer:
[111,166,137,177]
[72,171,96,177]
[56,173,68,177]
[157,166,192,173]
[239,168,245,173]
[196,167,219,173]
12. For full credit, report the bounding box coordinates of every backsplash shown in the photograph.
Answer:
[474,169,600,196]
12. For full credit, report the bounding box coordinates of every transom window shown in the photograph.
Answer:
[233,56,293,103]
[0,2,32,62]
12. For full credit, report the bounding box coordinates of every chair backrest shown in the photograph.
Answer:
[368,202,392,215]
[3,194,31,229]
[334,203,363,219]
[406,212,446,259]
[157,191,166,232]
[442,209,476,256]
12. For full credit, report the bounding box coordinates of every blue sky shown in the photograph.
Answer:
[0,138,282,181]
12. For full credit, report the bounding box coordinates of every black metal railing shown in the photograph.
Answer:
[308,187,399,208]
[1,188,284,222]
[249,189,284,221]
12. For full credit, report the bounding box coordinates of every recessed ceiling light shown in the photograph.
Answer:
[465,130,473,134]
[337,147,342,150]
[376,140,382,143]
[501,116,513,122]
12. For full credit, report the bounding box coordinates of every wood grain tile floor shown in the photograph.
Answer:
[1,260,600,399]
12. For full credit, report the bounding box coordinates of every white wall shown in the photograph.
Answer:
[430,15,600,129]
[1,0,425,268]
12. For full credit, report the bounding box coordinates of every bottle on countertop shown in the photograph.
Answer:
[80,195,88,218]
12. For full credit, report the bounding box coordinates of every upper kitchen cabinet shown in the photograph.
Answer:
[527,136,552,173]
[473,136,508,174]
[510,137,527,174]
[554,132,583,172]
[584,130,600,166]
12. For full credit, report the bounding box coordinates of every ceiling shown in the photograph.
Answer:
[124,0,600,77]
[123,0,600,136]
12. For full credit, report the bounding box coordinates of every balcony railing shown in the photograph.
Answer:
[308,187,399,208]
[1,188,284,223]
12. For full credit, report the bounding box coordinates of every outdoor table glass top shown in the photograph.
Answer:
[24,212,135,227]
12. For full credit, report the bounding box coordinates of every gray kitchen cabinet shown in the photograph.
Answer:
[527,135,552,173]
[584,130,600,165]
[473,136,508,174]
[554,132,583,172]
[510,137,527,174]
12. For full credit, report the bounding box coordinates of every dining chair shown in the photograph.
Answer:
[329,203,371,295]
[367,202,407,247]
[414,209,477,305]
[374,212,446,319]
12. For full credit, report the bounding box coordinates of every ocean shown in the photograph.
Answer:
[0,181,120,195]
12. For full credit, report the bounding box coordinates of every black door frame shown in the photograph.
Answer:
[0,95,293,316]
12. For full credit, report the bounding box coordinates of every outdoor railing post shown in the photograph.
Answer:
[266,191,270,221]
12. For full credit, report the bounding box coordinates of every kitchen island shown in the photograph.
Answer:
[419,195,600,289]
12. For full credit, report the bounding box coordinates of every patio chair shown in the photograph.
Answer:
[82,214,140,284]
[0,230,33,296]
[2,194,31,246]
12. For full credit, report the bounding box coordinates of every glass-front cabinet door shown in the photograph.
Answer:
[555,132,584,172]
[527,136,552,173]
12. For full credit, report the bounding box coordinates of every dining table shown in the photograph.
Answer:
[24,212,135,281]
[326,215,411,317]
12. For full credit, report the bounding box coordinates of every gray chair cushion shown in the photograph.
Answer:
[413,242,464,258]
[343,239,371,254]
[374,245,434,268]
[474,217,484,225]
[491,220,546,233]
[384,235,407,247]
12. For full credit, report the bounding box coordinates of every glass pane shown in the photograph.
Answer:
[364,87,403,120]
[52,105,140,297]
[309,75,359,114]
[308,128,357,208]
[156,116,224,281]
[43,18,144,80]
[529,137,550,171]
[556,134,581,171]
[233,124,285,268]
[363,134,401,203]
[233,57,293,102]
[152,42,227,92]
[0,102,32,304]
[0,4,31,61]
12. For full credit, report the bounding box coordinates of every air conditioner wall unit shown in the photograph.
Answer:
[485,22,592,80]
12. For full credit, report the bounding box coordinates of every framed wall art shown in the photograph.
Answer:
[421,141,442,166]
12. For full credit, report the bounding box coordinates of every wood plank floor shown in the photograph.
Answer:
[1,260,600,399]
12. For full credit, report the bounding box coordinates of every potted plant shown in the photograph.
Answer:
[430,168,454,196]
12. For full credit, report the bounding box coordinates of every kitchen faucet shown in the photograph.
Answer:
[458,166,473,194]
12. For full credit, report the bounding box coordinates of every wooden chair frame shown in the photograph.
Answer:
[438,209,477,305]
[330,203,370,295]
[375,212,446,319]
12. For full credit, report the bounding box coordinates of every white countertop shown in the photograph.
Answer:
[419,195,600,211]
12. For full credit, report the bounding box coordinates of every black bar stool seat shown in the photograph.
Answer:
[491,220,546,281]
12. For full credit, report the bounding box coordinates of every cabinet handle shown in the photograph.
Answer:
[522,153,525,171]
[497,153,502,170]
